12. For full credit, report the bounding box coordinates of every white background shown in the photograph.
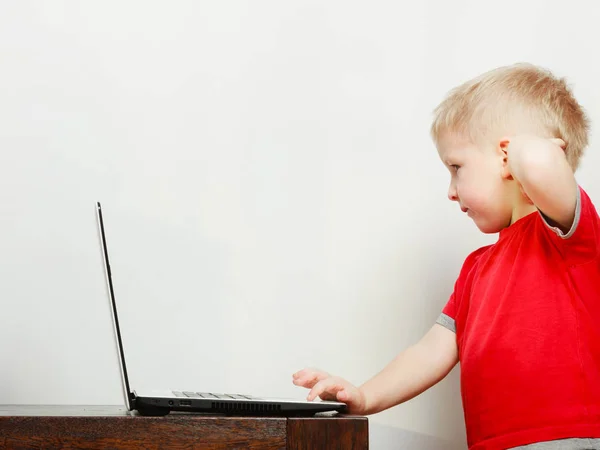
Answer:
[1,1,598,448]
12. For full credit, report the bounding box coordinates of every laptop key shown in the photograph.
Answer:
[202,393,220,399]
[183,391,200,398]
[198,392,217,399]
[199,392,254,400]
[210,393,229,399]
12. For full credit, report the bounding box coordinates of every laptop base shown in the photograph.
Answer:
[134,394,345,417]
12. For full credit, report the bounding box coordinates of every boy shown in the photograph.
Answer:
[293,63,600,449]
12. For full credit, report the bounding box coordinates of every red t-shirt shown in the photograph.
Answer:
[439,186,600,449]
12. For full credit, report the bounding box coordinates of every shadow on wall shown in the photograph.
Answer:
[370,423,464,450]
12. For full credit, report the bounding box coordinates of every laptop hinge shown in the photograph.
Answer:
[129,392,137,410]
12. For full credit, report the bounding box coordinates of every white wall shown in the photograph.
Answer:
[1,1,598,448]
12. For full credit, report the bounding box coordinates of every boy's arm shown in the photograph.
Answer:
[296,324,457,415]
[359,323,458,415]
[502,136,577,233]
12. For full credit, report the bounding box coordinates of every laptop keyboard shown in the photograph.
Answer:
[172,391,256,400]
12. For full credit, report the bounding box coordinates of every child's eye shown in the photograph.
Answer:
[450,164,460,172]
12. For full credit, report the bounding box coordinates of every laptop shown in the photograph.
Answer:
[95,202,347,416]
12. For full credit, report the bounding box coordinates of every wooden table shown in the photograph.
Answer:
[0,405,368,449]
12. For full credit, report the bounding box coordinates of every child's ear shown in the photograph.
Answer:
[497,137,513,180]
[550,138,567,151]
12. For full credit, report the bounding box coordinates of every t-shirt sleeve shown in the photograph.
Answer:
[436,247,489,334]
[539,186,600,265]
[436,293,457,333]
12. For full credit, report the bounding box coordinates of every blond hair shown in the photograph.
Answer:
[430,63,590,169]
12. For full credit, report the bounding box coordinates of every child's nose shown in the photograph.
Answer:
[448,184,458,202]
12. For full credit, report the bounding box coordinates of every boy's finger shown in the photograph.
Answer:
[307,380,330,401]
[307,380,344,401]
[293,368,310,378]
[294,376,325,389]
[293,368,327,379]
[336,389,348,402]
[294,371,329,388]
[306,380,325,401]
[306,372,329,386]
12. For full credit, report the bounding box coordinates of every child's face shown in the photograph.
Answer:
[437,132,514,233]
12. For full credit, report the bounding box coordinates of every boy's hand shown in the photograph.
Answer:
[502,136,566,180]
[503,136,566,204]
[501,135,576,232]
[502,136,566,167]
[292,368,367,414]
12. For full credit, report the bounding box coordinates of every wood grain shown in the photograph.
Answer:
[0,405,367,449]
[1,414,286,449]
[287,416,368,450]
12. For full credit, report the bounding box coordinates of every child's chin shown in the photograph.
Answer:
[473,219,504,234]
